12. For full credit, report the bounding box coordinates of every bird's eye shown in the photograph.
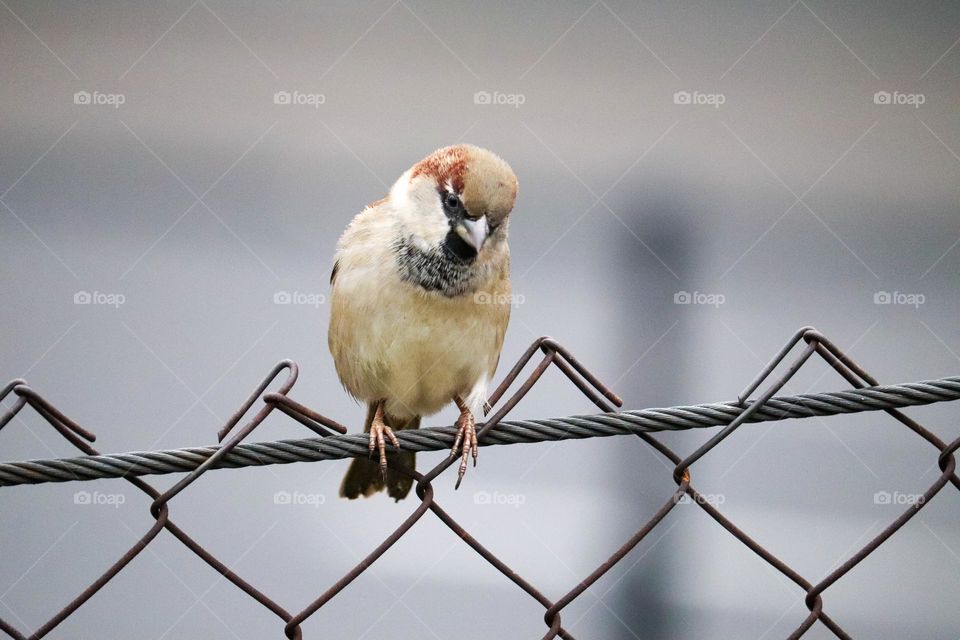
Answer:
[444,193,460,209]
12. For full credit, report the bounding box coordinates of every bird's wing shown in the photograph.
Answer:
[487,255,512,381]
[329,259,339,285]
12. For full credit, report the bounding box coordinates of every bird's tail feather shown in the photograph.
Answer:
[340,403,418,501]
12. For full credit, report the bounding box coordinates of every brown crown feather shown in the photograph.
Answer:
[411,145,518,224]
[411,145,469,193]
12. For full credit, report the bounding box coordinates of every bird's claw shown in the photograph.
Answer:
[368,417,400,482]
[451,409,478,489]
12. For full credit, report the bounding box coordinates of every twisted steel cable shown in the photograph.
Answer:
[1,376,958,487]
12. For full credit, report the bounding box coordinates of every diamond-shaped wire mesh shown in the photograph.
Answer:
[0,328,957,639]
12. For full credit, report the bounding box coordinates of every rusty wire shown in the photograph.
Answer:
[1,376,958,488]
[0,328,957,639]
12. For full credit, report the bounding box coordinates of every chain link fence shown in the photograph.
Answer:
[1,327,958,639]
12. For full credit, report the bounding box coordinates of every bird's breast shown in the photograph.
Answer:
[329,259,506,418]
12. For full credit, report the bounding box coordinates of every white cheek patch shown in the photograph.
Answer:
[419,200,449,246]
[395,177,450,248]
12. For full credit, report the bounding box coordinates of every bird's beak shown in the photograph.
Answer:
[458,215,489,252]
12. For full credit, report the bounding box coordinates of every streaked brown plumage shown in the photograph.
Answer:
[329,144,518,500]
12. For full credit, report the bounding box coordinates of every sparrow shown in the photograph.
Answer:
[329,144,518,500]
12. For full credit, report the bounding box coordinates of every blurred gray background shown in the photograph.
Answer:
[1,1,959,638]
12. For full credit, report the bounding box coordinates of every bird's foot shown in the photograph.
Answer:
[451,397,478,489]
[368,404,400,482]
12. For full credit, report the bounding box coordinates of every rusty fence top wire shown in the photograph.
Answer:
[1,376,959,488]
[1,327,958,640]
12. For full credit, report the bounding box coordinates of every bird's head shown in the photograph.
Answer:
[389,144,518,265]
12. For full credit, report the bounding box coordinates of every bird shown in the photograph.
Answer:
[329,144,518,501]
